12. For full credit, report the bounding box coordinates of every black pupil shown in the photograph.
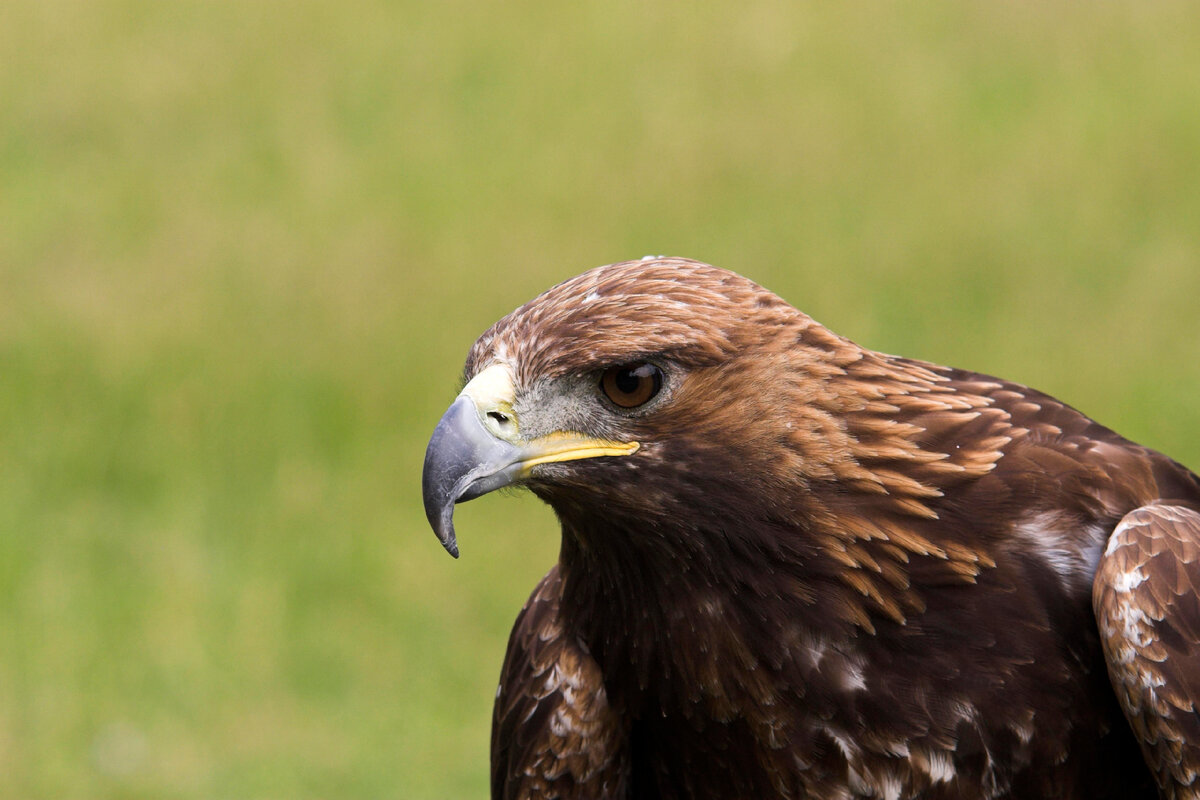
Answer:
[615,367,644,395]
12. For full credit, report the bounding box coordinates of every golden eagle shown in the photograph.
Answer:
[422,258,1200,799]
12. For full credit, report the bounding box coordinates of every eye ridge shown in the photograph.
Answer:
[601,362,664,409]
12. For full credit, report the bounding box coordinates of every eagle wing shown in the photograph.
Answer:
[491,565,629,800]
[1093,503,1200,799]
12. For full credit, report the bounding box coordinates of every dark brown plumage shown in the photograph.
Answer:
[421,257,1200,799]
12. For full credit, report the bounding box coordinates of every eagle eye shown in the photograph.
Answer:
[601,363,663,409]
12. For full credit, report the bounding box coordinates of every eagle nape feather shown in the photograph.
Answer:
[422,257,1200,800]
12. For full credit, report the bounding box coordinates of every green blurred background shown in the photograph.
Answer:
[2,1,1198,797]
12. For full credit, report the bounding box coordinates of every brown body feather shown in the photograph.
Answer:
[445,258,1200,799]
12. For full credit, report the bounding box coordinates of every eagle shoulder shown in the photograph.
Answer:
[1093,503,1200,800]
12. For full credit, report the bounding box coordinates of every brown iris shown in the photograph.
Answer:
[601,362,663,408]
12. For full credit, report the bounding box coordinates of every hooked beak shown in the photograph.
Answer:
[421,363,638,557]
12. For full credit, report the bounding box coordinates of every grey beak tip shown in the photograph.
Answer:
[424,435,464,558]
[432,501,460,558]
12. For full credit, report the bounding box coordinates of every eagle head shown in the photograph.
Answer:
[422,257,831,558]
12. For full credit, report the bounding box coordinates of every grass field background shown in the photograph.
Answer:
[2,2,1199,797]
